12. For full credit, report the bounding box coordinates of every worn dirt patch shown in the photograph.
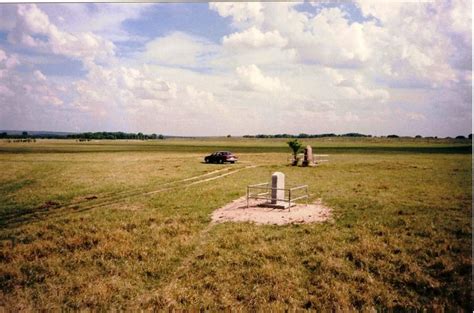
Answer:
[211,196,332,225]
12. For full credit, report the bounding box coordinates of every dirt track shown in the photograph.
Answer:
[211,196,332,225]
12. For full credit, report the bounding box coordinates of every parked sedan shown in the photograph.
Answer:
[204,151,238,164]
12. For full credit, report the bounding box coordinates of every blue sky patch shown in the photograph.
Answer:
[123,3,232,44]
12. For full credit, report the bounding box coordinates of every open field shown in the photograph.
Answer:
[0,138,471,310]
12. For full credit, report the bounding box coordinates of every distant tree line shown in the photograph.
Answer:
[0,131,30,138]
[0,131,37,142]
[0,131,165,140]
[243,133,473,139]
[1,131,471,140]
[243,133,372,138]
[66,132,165,140]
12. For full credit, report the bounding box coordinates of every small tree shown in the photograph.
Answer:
[287,139,302,166]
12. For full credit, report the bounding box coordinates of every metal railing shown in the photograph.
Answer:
[287,154,329,165]
[246,183,309,211]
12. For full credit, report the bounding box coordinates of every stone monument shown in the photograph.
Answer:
[302,145,314,167]
[270,172,286,207]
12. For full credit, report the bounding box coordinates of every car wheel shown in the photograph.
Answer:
[230,161,235,164]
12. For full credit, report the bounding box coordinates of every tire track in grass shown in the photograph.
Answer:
[0,167,235,223]
[144,165,257,194]
[62,167,236,208]
[69,167,236,208]
[2,165,259,228]
[72,165,256,207]
[74,165,258,208]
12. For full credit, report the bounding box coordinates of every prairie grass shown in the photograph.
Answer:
[0,138,471,310]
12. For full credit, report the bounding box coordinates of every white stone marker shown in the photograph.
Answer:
[303,145,314,166]
[271,172,285,205]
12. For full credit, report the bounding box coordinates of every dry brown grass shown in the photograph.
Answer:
[0,139,471,310]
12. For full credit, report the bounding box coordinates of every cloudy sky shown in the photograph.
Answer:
[0,1,471,136]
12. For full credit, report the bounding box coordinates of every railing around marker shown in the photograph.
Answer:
[246,183,309,211]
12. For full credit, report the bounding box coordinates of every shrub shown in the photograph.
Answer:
[287,139,302,166]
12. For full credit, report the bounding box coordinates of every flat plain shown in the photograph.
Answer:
[0,138,471,310]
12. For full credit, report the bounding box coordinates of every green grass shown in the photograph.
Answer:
[0,138,471,310]
[0,137,471,154]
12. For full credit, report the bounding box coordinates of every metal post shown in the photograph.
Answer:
[246,186,249,208]
[306,186,308,206]
[288,189,291,212]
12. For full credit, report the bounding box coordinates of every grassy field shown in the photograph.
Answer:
[0,138,471,310]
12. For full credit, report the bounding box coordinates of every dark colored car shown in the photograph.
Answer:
[204,151,238,164]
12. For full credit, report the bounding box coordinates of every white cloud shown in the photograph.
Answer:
[356,0,470,85]
[0,50,65,131]
[223,27,287,49]
[209,3,263,28]
[0,3,470,137]
[212,4,374,67]
[406,112,426,121]
[211,2,470,88]
[1,4,151,43]
[8,4,115,63]
[142,32,218,68]
[343,112,360,122]
[207,1,470,135]
[18,3,50,34]
[296,7,374,66]
[45,4,151,42]
[0,48,19,72]
[337,74,390,101]
[70,62,227,131]
[33,70,46,81]
[235,64,289,93]
[0,49,20,80]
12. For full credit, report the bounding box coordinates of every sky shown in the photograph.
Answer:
[0,1,471,136]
